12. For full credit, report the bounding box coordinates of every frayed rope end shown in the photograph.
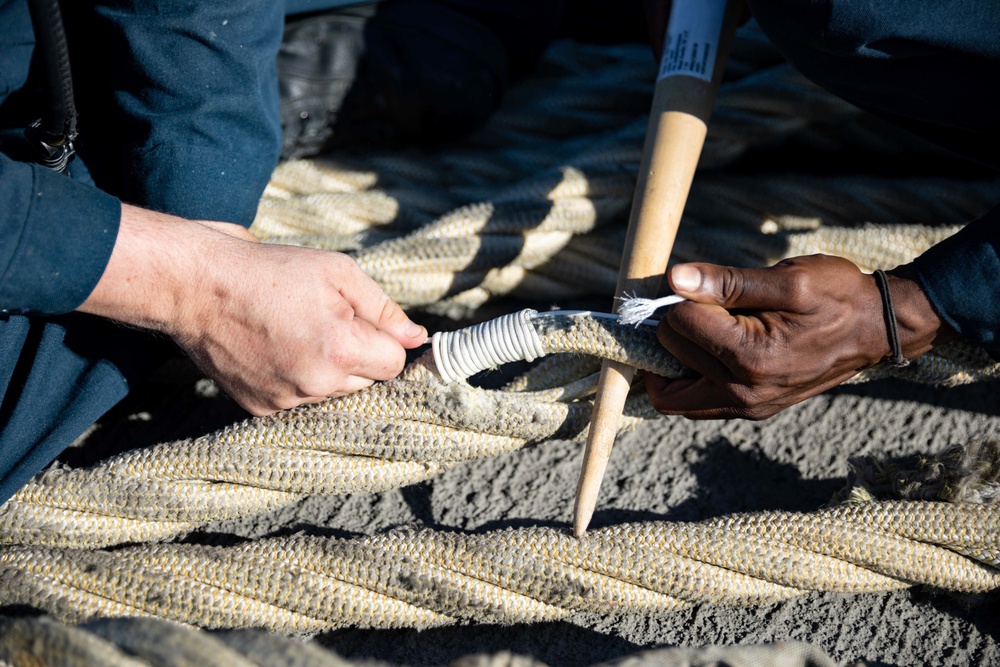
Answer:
[616,294,687,326]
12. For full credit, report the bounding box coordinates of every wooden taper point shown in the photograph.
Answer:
[573,361,634,536]
[572,0,741,536]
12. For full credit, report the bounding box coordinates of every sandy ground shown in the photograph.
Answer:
[74,346,1000,667]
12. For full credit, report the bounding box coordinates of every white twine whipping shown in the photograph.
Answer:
[431,308,670,383]
[432,309,546,383]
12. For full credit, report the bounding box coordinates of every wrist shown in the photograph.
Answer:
[882,265,959,361]
[77,204,216,334]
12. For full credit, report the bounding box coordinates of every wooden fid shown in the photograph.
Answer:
[572,0,742,537]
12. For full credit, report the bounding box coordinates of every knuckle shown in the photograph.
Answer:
[716,269,746,304]
[327,299,355,321]
[377,292,399,325]
[647,390,670,414]
[324,250,353,270]
[726,382,772,413]
[727,384,755,409]
[733,405,772,421]
[731,352,769,382]
[663,301,713,341]
[779,265,815,312]
[248,396,294,415]
[272,395,303,412]
[298,372,334,399]
[656,313,683,344]
[725,382,783,420]
[325,345,355,373]
[719,332,772,381]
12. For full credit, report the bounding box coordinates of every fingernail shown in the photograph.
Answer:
[406,322,427,339]
[671,265,702,292]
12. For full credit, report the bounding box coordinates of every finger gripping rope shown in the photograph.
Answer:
[433,309,546,383]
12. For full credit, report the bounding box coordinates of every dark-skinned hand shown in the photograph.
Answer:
[645,254,957,420]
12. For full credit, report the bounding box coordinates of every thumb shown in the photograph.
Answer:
[669,262,790,310]
[339,262,428,348]
[370,292,429,349]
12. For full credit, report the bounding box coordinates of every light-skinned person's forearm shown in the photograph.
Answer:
[79,203,427,415]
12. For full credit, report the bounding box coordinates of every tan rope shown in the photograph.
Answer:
[1,501,996,633]
[0,615,842,667]
[1,28,998,650]
[257,158,997,316]
[1,311,997,549]
[252,39,998,317]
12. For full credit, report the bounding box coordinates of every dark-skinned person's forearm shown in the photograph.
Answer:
[883,265,960,363]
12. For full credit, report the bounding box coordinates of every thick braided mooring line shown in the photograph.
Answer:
[432,310,664,383]
[1,313,998,550]
[0,502,997,633]
[2,28,998,649]
[0,615,841,667]
[0,312,689,550]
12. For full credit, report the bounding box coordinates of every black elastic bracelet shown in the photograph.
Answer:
[873,270,910,367]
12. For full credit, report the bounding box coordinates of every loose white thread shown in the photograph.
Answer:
[616,294,687,326]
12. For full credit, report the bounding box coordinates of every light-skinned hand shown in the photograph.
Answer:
[80,204,427,416]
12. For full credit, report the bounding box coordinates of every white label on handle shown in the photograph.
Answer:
[657,1,726,82]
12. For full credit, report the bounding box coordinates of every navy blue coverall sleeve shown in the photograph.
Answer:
[912,206,1000,358]
[0,0,286,315]
[0,156,120,315]
[0,0,118,315]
